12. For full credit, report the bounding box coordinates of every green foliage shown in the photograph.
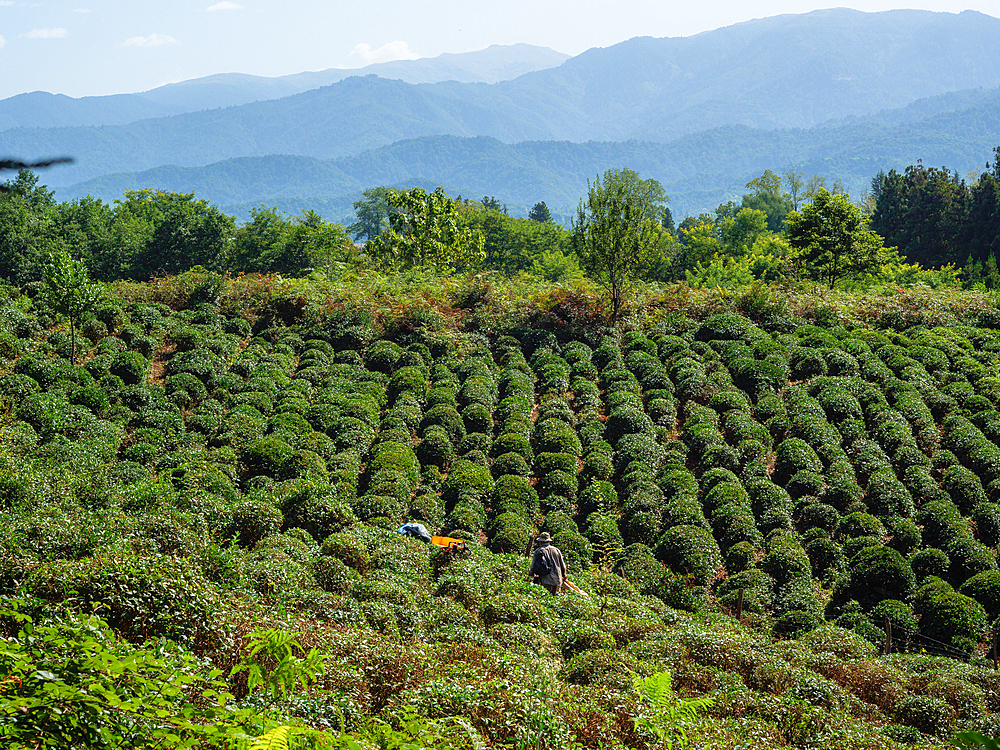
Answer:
[632,669,714,750]
[231,628,327,704]
[786,189,890,288]
[366,187,485,273]
[0,602,244,750]
[572,168,670,321]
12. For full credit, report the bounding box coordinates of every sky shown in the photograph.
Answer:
[1,1,999,100]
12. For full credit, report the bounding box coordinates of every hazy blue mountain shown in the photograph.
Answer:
[57,87,1000,221]
[0,44,568,132]
[6,8,1000,188]
[0,91,176,131]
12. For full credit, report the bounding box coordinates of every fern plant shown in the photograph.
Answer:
[633,669,714,750]
[956,733,1000,750]
[231,628,327,705]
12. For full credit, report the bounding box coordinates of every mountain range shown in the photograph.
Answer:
[0,44,569,132]
[4,8,1000,220]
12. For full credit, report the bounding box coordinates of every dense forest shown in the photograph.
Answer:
[4,156,1000,749]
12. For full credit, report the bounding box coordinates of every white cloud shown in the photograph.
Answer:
[0,1,14,7]
[207,1,243,10]
[348,40,419,65]
[0,35,6,49]
[24,27,69,39]
[123,33,177,47]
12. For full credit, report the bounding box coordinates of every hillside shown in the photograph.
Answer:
[6,8,1000,189]
[3,271,1000,747]
[0,44,569,132]
[57,88,1000,220]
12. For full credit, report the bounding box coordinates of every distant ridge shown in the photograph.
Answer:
[57,87,1000,220]
[7,8,1000,209]
[0,44,569,132]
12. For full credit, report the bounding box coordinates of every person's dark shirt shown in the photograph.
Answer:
[529,543,566,587]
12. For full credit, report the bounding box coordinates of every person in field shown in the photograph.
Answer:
[528,532,567,594]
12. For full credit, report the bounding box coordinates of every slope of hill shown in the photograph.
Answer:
[57,87,1000,220]
[0,44,569,133]
[2,272,1000,748]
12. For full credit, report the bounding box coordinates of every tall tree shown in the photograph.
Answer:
[367,186,485,272]
[0,170,60,284]
[40,249,101,365]
[349,187,394,242]
[111,190,236,279]
[786,188,889,288]
[572,167,668,323]
[528,201,552,223]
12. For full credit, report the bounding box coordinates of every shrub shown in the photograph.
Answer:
[945,536,997,586]
[710,503,762,552]
[805,537,844,580]
[973,502,1000,546]
[893,696,956,737]
[787,470,826,500]
[910,547,951,583]
[487,512,536,554]
[579,480,619,518]
[416,426,454,471]
[960,570,1000,619]
[441,459,492,508]
[108,351,150,386]
[774,439,822,483]
[491,473,539,517]
[25,555,222,649]
[242,437,295,480]
[321,531,371,572]
[865,469,915,519]
[915,584,988,658]
[491,452,530,479]
[799,503,840,533]
[225,499,283,548]
[534,418,582,456]
[883,516,921,555]
[655,524,721,585]
[461,403,493,436]
[917,499,967,550]
[848,546,916,610]
[421,405,466,446]
[944,464,989,514]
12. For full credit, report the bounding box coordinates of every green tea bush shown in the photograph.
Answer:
[916,499,967,550]
[944,464,989,514]
[534,418,582,456]
[972,502,1000,546]
[421,405,466,446]
[492,451,530,478]
[915,581,988,658]
[865,469,915,519]
[910,547,951,583]
[655,524,722,585]
[774,439,822,484]
[893,696,956,737]
[487,511,536,554]
[945,536,997,586]
[847,546,916,610]
[710,503,763,551]
[960,570,1000,619]
[24,554,223,649]
[883,516,921,555]
[225,499,283,548]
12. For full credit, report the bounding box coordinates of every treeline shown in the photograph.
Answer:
[4,152,998,292]
[871,146,1000,285]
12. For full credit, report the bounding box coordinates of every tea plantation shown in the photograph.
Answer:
[4,270,1000,749]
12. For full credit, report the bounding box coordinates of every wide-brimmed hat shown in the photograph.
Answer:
[536,532,553,543]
